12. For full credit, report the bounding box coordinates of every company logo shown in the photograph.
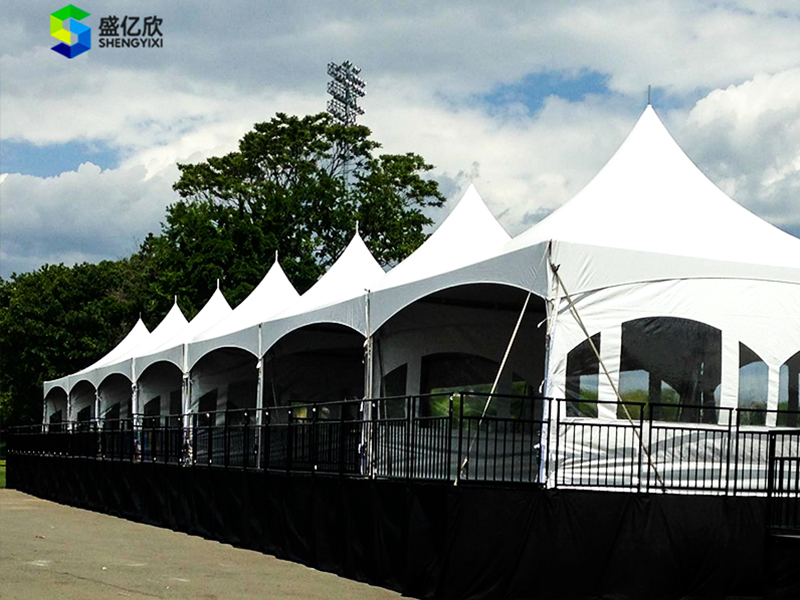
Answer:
[51,4,91,59]
[98,15,164,48]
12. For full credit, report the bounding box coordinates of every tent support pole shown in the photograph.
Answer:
[255,356,264,469]
[458,290,532,483]
[549,261,665,490]
[541,241,560,487]
[363,290,376,478]
[182,374,192,464]
[95,389,102,450]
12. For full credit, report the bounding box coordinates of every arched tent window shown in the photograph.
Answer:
[265,324,365,410]
[383,364,407,399]
[779,350,800,427]
[620,317,721,423]
[138,362,183,428]
[143,396,161,428]
[49,409,64,426]
[45,388,68,432]
[375,284,546,400]
[103,402,121,430]
[738,343,768,426]
[565,334,600,417]
[421,352,500,394]
[98,373,133,426]
[71,380,96,428]
[196,390,218,427]
[192,348,259,426]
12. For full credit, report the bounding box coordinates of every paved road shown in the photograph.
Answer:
[0,489,404,599]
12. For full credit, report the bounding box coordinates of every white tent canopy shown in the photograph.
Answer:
[187,259,299,370]
[43,318,151,397]
[506,106,800,420]
[91,301,189,389]
[137,286,232,376]
[370,183,512,330]
[258,231,385,355]
[506,105,800,286]
[364,183,540,398]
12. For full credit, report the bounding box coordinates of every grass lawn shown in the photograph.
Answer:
[0,459,6,488]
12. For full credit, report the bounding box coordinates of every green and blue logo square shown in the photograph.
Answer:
[51,4,91,58]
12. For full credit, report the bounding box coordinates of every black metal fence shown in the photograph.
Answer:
[554,399,800,494]
[8,394,800,495]
[767,430,800,533]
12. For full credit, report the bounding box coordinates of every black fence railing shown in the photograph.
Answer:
[553,400,800,494]
[767,430,800,534]
[8,395,800,495]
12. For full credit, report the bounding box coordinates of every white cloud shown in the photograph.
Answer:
[0,163,174,277]
[362,84,637,233]
[678,68,800,233]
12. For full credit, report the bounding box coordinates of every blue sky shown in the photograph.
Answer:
[1,140,120,177]
[2,1,800,278]
[478,70,611,116]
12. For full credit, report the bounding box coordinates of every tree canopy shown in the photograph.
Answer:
[155,112,446,313]
[0,260,144,425]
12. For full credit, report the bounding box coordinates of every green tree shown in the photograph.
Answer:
[152,112,445,311]
[0,261,146,426]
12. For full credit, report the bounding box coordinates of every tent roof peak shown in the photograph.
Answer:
[377,183,510,291]
[506,106,800,269]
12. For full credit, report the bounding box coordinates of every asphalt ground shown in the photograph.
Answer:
[0,489,404,599]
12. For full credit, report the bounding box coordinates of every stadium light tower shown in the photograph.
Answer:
[327,60,366,125]
[327,61,366,191]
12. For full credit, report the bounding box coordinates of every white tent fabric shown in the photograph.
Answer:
[135,287,232,376]
[506,105,800,287]
[258,231,385,354]
[186,234,382,415]
[98,291,231,423]
[90,301,189,388]
[363,183,528,398]
[43,318,150,397]
[370,183,512,330]
[187,260,299,369]
[509,106,800,420]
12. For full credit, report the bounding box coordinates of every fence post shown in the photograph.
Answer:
[448,394,454,481]
[286,408,293,474]
[312,403,318,473]
[766,431,777,529]
[371,400,378,479]
[553,399,561,488]
[457,393,464,483]
[206,413,213,466]
[162,415,168,464]
[264,409,270,471]
[404,396,412,480]
[244,411,250,469]
[338,403,346,475]
[191,413,197,466]
[96,417,102,458]
[256,409,263,471]
[724,407,733,494]
[732,409,741,496]
[639,404,646,493]
[541,397,550,485]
